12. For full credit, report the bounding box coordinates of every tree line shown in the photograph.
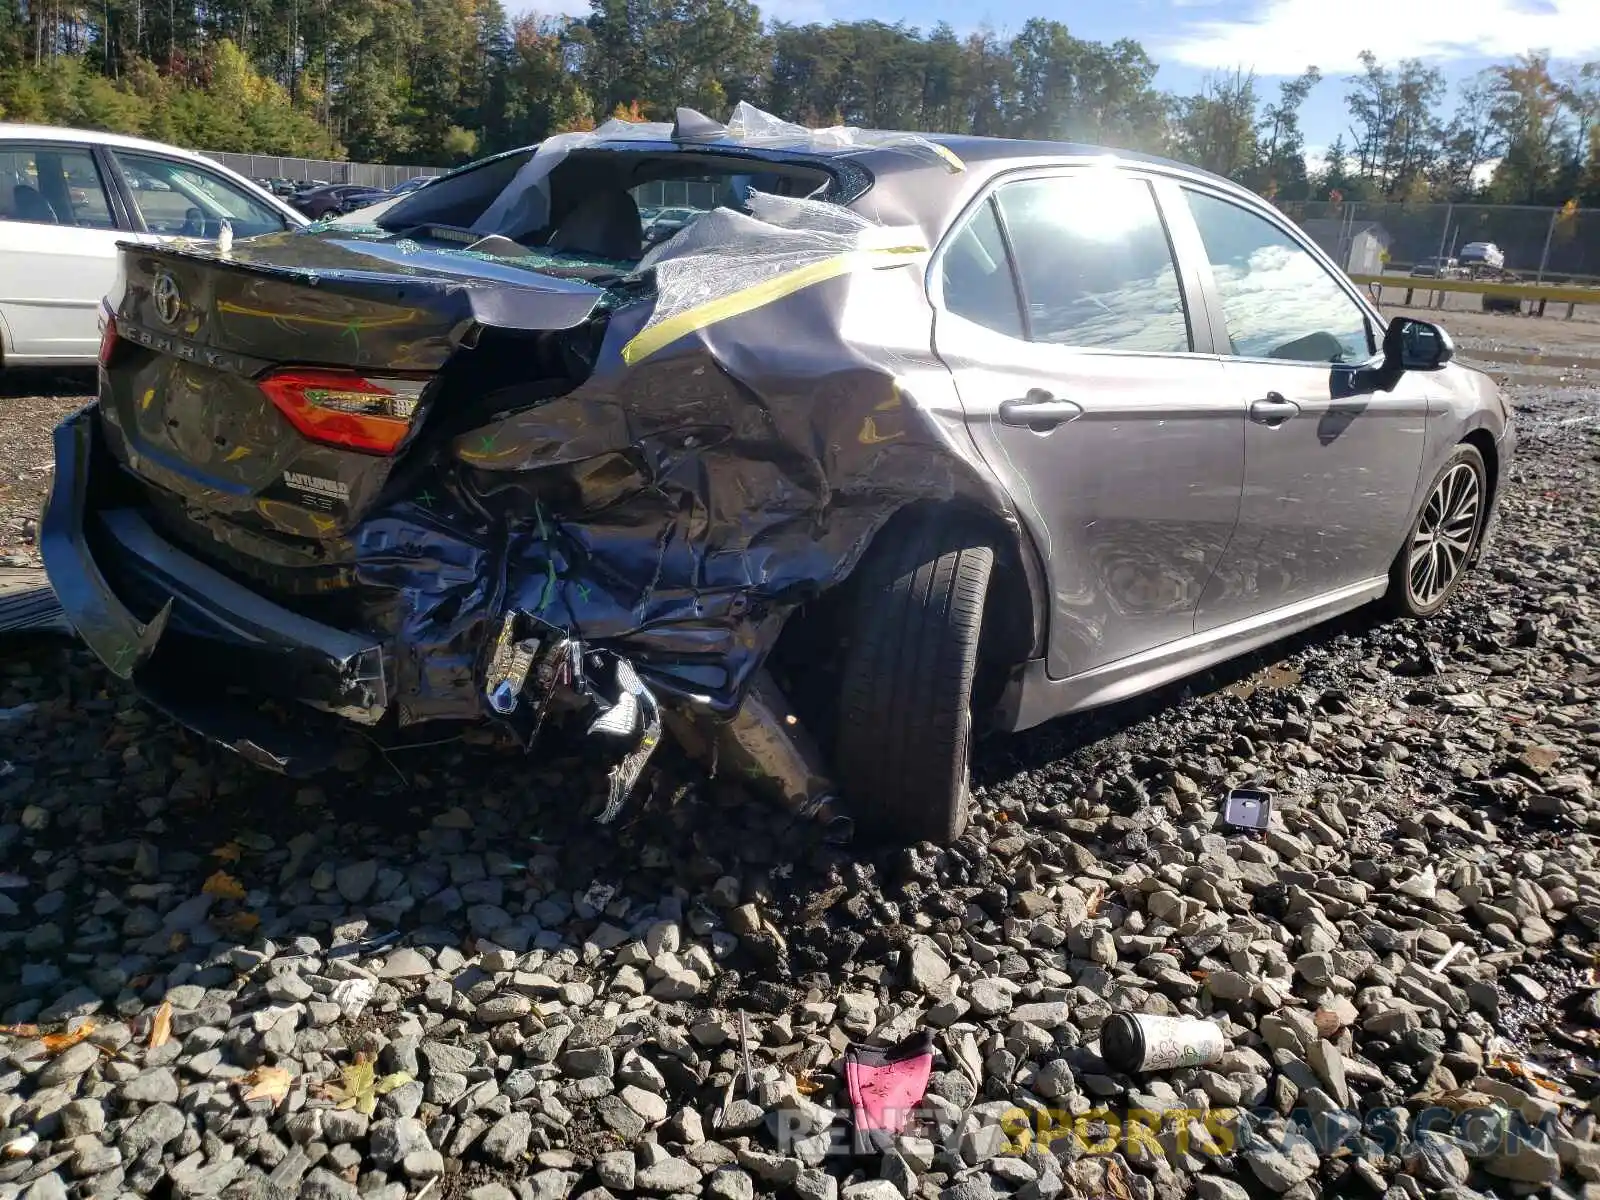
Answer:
[1,0,1597,207]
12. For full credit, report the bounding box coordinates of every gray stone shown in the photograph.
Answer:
[121,1102,185,1153]
[39,987,103,1023]
[598,1151,637,1191]
[648,969,703,1001]
[1193,1178,1250,1200]
[1486,1128,1561,1184]
[167,1156,244,1198]
[718,1100,765,1132]
[707,1168,755,1200]
[563,1045,615,1079]
[597,1095,648,1140]
[796,1169,838,1200]
[301,1170,360,1200]
[420,1040,476,1074]
[35,1040,100,1086]
[380,948,432,978]
[265,973,313,1003]
[59,1099,106,1138]
[482,1111,533,1165]
[967,979,1013,1017]
[622,1085,669,1125]
[907,937,950,992]
[525,1170,577,1200]
[403,1149,446,1178]
[321,1108,369,1144]
[1206,970,1253,1001]
[636,1157,700,1192]
[22,1176,69,1200]
[1008,1002,1071,1028]
[1242,1137,1319,1192]
[845,1183,905,1200]
[335,860,379,903]
[477,994,533,1024]
[369,1117,431,1170]
[1307,1040,1350,1108]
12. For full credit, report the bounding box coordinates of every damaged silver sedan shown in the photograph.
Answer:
[41,104,1515,844]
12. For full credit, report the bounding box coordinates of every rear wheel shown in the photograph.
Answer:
[834,514,995,845]
[1386,443,1488,618]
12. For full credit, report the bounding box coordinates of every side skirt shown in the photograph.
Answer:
[994,576,1390,734]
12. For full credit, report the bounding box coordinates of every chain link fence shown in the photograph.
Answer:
[1276,199,1600,285]
[199,153,438,190]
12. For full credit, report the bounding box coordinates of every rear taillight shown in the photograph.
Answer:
[259,369,427,455]
[97,304,118,367]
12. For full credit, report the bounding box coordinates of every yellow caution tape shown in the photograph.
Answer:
[621,245,925,367]
[928,143,966,173]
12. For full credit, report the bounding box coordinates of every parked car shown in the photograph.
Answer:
[0,123,307,365]
[42,112,1515,844]
[293,183,393,218]
[642,205,699,245]
[388,176,437,197]
[1409,256,1460,278]
[1459,241,1506,270]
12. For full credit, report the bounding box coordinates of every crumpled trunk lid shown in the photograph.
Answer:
[98,231,611,542]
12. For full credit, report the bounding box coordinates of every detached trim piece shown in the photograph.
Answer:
[621,245,926,366]
[39,409,172,678]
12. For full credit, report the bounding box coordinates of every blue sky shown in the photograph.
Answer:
[522,0,1600,157]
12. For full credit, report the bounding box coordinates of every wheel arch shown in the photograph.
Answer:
[1460,426,1500,516]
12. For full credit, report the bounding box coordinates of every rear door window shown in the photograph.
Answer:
[993,174,1193,354]
[938,197,1025,339]
[0,144,116,228]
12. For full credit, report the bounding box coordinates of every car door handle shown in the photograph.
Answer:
[1249,394,1301,426]
[999,393,1084,429]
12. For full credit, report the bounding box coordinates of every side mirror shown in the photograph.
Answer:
[1385,316,1454,371]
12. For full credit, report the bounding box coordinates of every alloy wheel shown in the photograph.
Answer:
[1408,462,1481,607]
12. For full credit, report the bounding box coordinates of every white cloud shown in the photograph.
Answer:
[1161,0,1600,76]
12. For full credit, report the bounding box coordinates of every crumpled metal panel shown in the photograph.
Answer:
[334,250,1006,726]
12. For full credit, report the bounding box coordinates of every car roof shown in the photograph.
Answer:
[579,128,1256,208]
[0,122,228,161]
[0,123,309,224]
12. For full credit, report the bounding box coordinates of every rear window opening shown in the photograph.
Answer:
[367,148,842,275]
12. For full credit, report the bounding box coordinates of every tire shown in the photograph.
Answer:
[1386,442,1488,618]
[834,514,994,845]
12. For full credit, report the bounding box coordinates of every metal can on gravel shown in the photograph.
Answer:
[1100,1013,1226,1073]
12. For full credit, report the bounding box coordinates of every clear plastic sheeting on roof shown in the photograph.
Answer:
[620,191,928,366]
[472,101,962,239]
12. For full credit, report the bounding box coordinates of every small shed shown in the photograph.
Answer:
[1298,218,1392,276]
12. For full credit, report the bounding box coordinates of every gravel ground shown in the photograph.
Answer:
[0,321,1598,1200]
[0,370,92,566]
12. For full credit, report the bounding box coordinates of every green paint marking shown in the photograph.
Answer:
[477,433,499,453]
[415,489,436,508]
[538,561,558,612]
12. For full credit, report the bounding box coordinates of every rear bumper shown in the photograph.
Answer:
[40,408,389,773]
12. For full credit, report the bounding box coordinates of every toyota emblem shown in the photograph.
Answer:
[152,272,182,326]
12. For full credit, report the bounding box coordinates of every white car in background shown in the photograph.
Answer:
[0,124,307,366]
[1458,241,1506,270]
